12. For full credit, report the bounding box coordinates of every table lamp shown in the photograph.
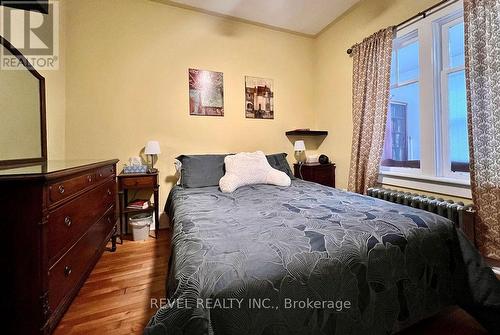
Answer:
[145,140,161,173]
[294,140,306,164]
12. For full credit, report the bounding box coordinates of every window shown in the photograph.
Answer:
[380,1,470,192]
[441,20,469,175]
[382,34,421,169]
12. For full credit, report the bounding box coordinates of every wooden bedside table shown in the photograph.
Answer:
[294,163,336,187]
[117,172,160,240]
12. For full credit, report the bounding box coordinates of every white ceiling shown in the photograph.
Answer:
[165,0,361,35]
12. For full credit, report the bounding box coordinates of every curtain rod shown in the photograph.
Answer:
[346,0,459,55]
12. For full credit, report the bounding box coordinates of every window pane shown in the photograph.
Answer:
[448,70,469,172]
[449,22,464,67]
[382,83,421,168]
[397,41,419,82]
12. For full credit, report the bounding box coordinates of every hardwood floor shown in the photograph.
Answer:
[399,306,487,335]
[54,230,171,335]
[54,228,488,335]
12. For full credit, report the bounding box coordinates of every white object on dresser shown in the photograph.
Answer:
[306,154,319,164]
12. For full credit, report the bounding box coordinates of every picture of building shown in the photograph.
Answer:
[245,76,274,119]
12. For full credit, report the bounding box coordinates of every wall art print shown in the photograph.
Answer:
[189,68,224,116]
[245,76,274,119]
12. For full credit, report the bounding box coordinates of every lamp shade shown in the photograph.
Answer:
[144,141,161,155]
[294,140,306,151]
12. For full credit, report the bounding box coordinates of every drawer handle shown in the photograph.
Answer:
[64,216,72,227]
[99,172,103,177]
[107,188,112,196]
[87,175,93,182]
[58,185,65,194]
[107,217,111,224]
[64,266,72,277]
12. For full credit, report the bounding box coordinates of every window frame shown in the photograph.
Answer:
[435,14,469,180]
[379,0,471,198]
[392,31,419,88]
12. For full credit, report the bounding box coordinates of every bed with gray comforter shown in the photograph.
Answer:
[145,180,500,335]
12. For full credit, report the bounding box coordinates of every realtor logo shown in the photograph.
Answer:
[0,1,59,69]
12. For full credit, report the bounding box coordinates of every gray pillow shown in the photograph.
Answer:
[176,154,227,188]
[266,153,295,179]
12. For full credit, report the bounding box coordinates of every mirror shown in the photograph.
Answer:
[0,35,46,168]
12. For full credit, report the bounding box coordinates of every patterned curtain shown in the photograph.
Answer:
[348,27,394,194]
[464,0,500,260]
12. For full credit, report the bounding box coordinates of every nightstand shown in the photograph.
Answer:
[117,172,160,240]
[294,163,336,187]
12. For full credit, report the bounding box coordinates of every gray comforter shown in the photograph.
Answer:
[145,180,500,335]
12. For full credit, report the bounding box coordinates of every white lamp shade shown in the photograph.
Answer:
[294,140,306,151]
[145,141,161,155]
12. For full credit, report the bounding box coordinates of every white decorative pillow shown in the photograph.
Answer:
[219,151,291,193]
[174,159,182,185]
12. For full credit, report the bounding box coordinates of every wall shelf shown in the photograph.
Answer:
[285,130,328,136]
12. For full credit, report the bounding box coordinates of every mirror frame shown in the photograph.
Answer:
[0,35,47,169]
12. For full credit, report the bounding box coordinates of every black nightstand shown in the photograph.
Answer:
[117,172,160,240]
[294,163,336,187]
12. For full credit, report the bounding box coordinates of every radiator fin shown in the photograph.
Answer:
[366,188,475,243]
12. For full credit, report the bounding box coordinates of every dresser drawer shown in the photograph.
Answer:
[49,172,97,204]
[96,164,116,181]
[120,175,155,188]
[294,163,336,188]
[47,179,115,265]
[311,174,333,187]
[48,209,115,313]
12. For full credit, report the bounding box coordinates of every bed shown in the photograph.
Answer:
[145,178,499,335]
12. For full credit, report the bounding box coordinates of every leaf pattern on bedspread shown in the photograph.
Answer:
[145,180,495,335]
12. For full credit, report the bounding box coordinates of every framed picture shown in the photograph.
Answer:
[245,76,274,119]
[189,68,224,116]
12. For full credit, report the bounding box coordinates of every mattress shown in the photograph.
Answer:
[145,180,500,335]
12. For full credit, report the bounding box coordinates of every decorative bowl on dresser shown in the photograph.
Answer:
[1,159,118,335]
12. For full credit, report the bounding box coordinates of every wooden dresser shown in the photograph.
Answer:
[1,159,118,335]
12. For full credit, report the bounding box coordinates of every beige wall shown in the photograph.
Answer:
[60,0,468,212]
[63,0,316,211]
[313,0,441,191]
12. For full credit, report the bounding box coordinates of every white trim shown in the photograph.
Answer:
[380,166,421,175]
[379,172,471,199]
[390,78,418,89]
[380,171,470,185]
[436,12,468,180]
[419,16,436,177]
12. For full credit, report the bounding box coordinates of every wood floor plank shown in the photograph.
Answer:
[54,230,171,335]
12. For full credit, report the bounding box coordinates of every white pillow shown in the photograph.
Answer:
[219,151,291,193]
[174,159,182,185]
